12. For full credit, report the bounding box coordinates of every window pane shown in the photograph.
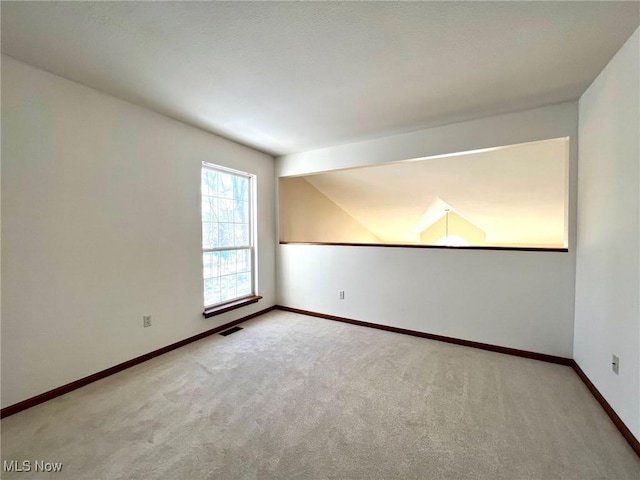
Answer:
[201,197,212,222]
[202,169,218,196]
[219,250,237,276]
[202,222,218,249]
[235,201,249,224]
[203,252,212,278]
[218,173,234,199]
[236,249,251,273]
[218,223,235,247]
[220,274,237,302]
[237,273,251,296]
[213,197,221,222]
[204,277,221,306]
[219,199,234,223]
[203,252,220,279]
[233,176,249,202]
[234,224,249,246]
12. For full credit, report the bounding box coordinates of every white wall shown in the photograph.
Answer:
[1,55,276,408]
[277,102,579,357]
[574,28,640,440]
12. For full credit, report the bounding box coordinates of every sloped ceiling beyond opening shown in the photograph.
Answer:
[303,138,568,247]
[1,2,638,155]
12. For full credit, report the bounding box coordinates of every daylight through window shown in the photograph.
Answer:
[201,163,255,307]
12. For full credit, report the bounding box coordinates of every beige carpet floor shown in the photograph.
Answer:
[2,310,639,479]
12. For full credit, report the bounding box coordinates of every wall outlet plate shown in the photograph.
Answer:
[339,291,345,300]
[612,354,619,375]
[143,315,152,328]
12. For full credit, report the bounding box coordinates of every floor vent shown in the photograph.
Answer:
[220,326,243,336]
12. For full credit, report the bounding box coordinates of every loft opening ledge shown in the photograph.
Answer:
[279,241,568,253]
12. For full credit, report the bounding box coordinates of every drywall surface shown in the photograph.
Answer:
[279,177,380,243]
[1,56,276,408]
[279,245,574,356]
[277,102,578,357]
[575,28,640,440]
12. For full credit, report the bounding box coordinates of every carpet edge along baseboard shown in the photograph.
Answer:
[569,360,640,456]
[276,305,572,364]
[3,304,638,459]
[0,305,277,419]
[276,305,640,457]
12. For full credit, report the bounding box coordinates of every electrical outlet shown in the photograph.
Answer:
[339,291,345,300]
[612,354,619,375]
[143,315,152,328]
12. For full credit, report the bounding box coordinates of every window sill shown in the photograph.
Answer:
[203,296,262,318]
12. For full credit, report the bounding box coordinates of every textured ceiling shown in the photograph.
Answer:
[304,138,569,246]
[2,2,638,156]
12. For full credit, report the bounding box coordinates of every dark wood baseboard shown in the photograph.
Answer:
[4,304,638,458]
[0,305,276,419]
[276,305,639,457]
[276,305,572,365]
[570,360,640,456]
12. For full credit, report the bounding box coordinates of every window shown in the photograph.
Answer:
[201,163,259,316]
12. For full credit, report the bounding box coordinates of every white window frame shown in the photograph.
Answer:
[201,162,257,312]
